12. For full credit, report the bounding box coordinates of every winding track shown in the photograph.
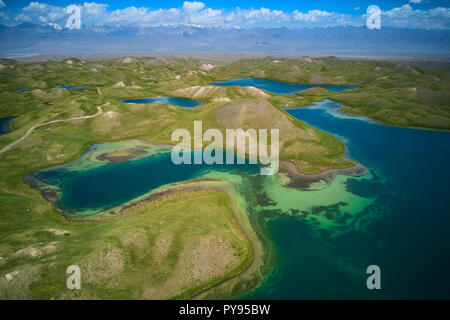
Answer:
[0,106,103,155]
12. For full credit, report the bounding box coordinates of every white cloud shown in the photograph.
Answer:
[409,0,422,4]
[293,10,332,22]
[84,2,108,16]
[182,1,205,13]
[16,2,66,24]
[382,5,450,29]
[0,0,5,9]
[2,1,450,30]
[224,7,290,27]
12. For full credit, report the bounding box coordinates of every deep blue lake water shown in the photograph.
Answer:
[18,89,32,92]
[243,100,450,299]
[31,150,258,215]
[122,96,201,108]
[212,78,359,95]
[0,117,16,135]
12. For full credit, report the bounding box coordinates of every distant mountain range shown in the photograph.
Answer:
[0,23,449,58]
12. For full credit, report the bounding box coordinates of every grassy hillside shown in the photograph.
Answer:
[0,57,354,175]
[211,57,450,130]
[0,187,251,299]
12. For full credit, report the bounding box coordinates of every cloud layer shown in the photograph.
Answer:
[0,1,449,30]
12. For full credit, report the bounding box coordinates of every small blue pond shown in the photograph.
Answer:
[122,96,201,108]
[0,117,16,135]
[56,85,90,89]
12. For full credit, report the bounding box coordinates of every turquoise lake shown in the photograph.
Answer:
[212,78,359,95]
[121,96,201,108]
[28,148,259,216]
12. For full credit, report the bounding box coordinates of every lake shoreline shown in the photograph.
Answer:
[284,99,450,132]
[279,160,367,189]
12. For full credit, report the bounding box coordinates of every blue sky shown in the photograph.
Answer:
[1,1,448,13]
[0,0,449,29]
